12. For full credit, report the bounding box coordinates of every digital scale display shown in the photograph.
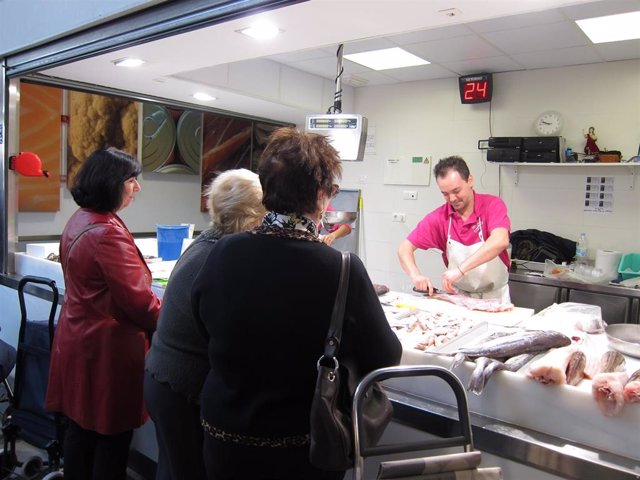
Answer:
[306,114,367,161]
[459,73,493,104]
[309,117,358,129]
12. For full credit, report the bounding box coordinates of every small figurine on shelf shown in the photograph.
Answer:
[584,126,600,154]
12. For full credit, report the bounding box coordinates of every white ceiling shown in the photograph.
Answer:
[40,0,640,123]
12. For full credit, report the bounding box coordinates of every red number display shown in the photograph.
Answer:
[459,74,492,104]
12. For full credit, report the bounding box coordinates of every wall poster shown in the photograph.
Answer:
[18,82,62,212]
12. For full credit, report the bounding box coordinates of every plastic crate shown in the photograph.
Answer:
[618,253,640,280]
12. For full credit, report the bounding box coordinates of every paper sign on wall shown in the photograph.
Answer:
[383,156,431,186]
[584,176,614,213]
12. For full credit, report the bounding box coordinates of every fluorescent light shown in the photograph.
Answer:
[237,20,281,40]
[112,58,145,68]
[193,92,216,102]
[344,47,430,71]
[576,11,640,43]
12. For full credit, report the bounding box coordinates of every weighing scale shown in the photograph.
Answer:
[305,44,368,161]
[306,113,367,161]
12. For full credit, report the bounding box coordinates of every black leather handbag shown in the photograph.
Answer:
[309,251,393,471]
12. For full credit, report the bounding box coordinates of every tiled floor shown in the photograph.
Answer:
[0,438,152,479]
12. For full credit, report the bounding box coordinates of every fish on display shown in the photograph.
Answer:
[591,350,628,417]
[454,330,572,361]
[526,346,587,386]
[468,352,537,395]
[623,369,640,404]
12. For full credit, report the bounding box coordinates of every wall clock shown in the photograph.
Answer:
[534,111,563,136]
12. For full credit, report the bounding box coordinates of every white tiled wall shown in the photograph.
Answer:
[344,59,640,292]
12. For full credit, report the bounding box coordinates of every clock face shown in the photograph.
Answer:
[535,111,563,136]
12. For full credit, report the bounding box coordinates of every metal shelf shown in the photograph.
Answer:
[493,162,640,166]
[496,162,640,189]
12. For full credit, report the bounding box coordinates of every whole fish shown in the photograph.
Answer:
[467,357,496,394]
[455,330,571,360]
[468,352,538,395]
[450,331,514,370]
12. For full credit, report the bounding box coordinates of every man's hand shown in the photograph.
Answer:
[412,274,435,295]
[441,268,463,293]
[321,233,337,245]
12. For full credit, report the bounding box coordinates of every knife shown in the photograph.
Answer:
[412,286,445,296]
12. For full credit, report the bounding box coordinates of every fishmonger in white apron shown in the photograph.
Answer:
[446,217,510,303]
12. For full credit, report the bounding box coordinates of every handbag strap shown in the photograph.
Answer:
[322,251,350,359]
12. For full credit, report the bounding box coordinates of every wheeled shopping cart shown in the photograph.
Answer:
[0,276,64,480]
[352,365,502,480]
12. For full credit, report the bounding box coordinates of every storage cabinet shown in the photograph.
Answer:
[509,271,640,324]
[509,277,562,313]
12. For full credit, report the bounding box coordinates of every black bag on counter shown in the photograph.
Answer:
[309,251,393,471]
[510,229,576,264]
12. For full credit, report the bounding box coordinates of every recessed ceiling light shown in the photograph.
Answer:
[112,58,145,68]
[344,47,430,71]
[576,11,640,43]
[193,92,216,102]
[237,20,281,40]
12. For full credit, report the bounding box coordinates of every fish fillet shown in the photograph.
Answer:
[526,346,586,386]
[592,371,629,416]
[623,369,640,404]
[432,293,513,312]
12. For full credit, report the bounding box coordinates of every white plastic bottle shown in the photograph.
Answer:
[575,233,588,264]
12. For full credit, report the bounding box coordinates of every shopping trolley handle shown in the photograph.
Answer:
[352,365,474,478]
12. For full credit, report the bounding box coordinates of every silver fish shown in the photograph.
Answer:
[468,352,537,395]
[467,356,496,394]
[456,330,571,360]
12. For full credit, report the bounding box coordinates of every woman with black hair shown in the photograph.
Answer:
[46,147,161,480]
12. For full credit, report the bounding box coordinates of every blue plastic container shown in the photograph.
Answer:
[156,224,190,261]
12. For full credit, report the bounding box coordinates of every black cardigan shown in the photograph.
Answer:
[192,230,402,437]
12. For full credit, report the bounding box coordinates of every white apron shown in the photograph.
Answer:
[446,217,510,303]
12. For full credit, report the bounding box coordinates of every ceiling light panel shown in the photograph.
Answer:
[344,47,430,71]
[576,11,640,43]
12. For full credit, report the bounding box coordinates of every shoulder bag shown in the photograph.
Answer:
[309,251,393,471]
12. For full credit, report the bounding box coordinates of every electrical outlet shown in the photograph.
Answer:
[403,190,417,200]
[392,213,406,222]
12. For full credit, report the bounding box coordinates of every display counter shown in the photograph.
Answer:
[3,270,639,479]
[383,290,640,479]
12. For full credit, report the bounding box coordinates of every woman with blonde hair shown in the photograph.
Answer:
[144,168,265,480]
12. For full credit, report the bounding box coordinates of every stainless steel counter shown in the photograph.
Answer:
[509,270,640,323]
[387,388,640,480]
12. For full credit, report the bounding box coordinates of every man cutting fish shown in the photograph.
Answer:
[398,155,512,303]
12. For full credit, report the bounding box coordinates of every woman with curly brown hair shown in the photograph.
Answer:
[192,127,401,480]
